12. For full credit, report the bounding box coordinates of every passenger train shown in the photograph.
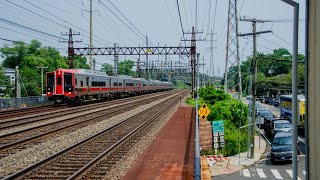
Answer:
[46,68,173,104]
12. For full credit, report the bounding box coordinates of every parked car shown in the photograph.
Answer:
[274,98,280,107]
[271,131,299,164]
[274,120,292,133]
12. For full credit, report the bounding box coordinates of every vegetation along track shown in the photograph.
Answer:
[0,91,177,158]
[4,91,187,179]
[0,91,175,131]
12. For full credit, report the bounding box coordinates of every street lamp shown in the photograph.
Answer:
[279,1,299,180]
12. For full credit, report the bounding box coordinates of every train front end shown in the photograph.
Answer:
[46,69,75,104]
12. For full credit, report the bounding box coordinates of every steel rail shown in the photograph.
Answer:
[0,91,174,130]
[0,92,175,152]
[4,91,185,180]
[67,93,181,179]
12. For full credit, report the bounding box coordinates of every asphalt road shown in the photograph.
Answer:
[223,94,307,180]
[216,158,306,180]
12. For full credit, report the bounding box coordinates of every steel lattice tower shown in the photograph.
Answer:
[224,0,242,99]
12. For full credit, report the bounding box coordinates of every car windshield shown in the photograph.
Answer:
[275,123,292,129]
[273,137,292,145]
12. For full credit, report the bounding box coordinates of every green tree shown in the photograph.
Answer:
[101,63,113,75]
[118,60,134,76]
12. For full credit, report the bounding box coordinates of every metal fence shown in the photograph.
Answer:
[0,96,52,110]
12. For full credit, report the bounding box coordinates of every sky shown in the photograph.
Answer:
[0,0,306,77]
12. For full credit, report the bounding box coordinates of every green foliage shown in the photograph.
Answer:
[118,60,134,76]
[198,86,249,156]
[199,85,231,106]
[101,63,113,75]
[0,39,89,96]
[226,48,305,96]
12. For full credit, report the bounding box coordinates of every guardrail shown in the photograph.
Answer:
[0,96,52,110]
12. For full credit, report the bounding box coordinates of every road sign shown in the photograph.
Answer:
[219,132,224,136]
[212,120,225,133]
[213,136,218,143]
[220,143,225,148]
[198,103,211,119]
[213,132,218,137]
[214,143,219,148]
[220,136,224,142]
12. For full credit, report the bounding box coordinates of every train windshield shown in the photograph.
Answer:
[64,73,72,86]
[47,74,54,86]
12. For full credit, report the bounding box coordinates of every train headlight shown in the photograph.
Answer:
[48,92,50,95]
[69,92,71,94]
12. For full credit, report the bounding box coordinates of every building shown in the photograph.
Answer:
[0,68,15,96]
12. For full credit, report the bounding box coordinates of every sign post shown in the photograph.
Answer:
[212,120,225,155]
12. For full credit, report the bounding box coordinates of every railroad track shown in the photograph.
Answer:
[0,91,177,158]
[0,90,175,132]
[0,92,166,121]
[0,105,59,121]
[4,91,186,180]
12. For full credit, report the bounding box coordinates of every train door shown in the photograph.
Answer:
[56,69,63,94]
[86,77,90,94]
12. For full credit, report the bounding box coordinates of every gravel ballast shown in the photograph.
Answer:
[0,93,179,178]
[102,94,188,180]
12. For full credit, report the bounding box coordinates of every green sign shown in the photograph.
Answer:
[212,120,224,133]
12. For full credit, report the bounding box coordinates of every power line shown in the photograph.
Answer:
[176,0,187,46]
[272,32,304,52]
[98,0,147,44]
[0,37,26,44]
[6,0,111,46]
[104,0,148,43]
[0,17,64,40]
[0,25,65,48]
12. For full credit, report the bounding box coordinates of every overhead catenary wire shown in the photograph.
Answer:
[0,17,64,40]
[103,0,153,45]
[6,0,111,47]
[176,0,187,47]
[98,0,147,44]
[0,25,65,48]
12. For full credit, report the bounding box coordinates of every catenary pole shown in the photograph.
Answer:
[89,0,93,70]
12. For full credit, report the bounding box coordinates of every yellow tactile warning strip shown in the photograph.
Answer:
[201,156,212,180]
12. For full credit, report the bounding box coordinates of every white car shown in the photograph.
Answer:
[274,120,292,133]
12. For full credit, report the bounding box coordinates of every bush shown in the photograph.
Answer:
[198,86,249,156]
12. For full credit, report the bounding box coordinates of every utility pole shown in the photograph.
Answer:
[182,27,205,99]
[36,66,48,96]
[114,43,118,76]
[202,56,205,87]
[60,28,81,69]
[89,0,93,70]
[238,18,272,159]
[15,66,21,98]
[224,0,242,100]
[92,58,96,70]
[146,35,150,80]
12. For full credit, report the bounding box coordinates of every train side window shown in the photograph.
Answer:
[81,81,83,87]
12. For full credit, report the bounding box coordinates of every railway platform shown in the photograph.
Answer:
[122,106,195,180]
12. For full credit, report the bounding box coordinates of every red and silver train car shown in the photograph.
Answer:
[46,68,173,104]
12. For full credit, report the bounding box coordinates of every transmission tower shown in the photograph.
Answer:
[207,29,216,86]
[224,0,242,99]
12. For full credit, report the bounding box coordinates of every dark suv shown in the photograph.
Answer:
[270,132,299,164]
